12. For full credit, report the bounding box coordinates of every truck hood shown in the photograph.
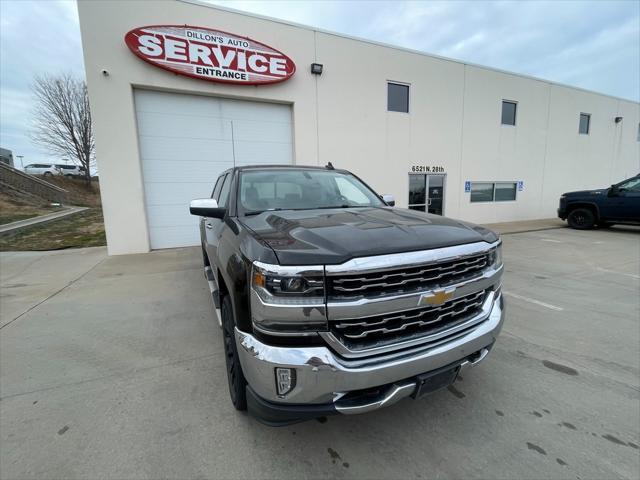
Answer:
[563,188,608,197]
[239,207,498,265]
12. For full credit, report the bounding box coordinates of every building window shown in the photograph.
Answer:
[501,100,517,126]
[494,182,517,201]
[470,182,495,202]
[470,182,517,202]
[387,82,409,113]
[579,113,591,135]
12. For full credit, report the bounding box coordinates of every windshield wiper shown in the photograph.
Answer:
[314,205,367,210]
[243,208,287,216]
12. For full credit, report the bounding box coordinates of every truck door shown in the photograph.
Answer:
[611,177,640,221]
[205,173,231,261]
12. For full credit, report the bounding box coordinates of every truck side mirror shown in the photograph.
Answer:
[381,194,396,207]
[189,198,226,218]
[608,185,618,197]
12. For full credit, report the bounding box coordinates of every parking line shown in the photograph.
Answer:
[595,267,640,280]
[503,291,564,311]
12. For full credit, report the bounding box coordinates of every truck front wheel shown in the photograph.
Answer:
[567,208,596,229]
[221,295,247,411]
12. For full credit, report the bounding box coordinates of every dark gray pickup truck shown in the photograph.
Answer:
[189,165,504,425]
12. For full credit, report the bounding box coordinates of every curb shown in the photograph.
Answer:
[0,207,89,234]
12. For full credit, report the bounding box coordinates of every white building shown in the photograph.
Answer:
[78,0,640,255]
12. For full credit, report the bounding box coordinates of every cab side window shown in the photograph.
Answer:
[217,173,232,208]
[211,175,224,199]
[619,178,640,193]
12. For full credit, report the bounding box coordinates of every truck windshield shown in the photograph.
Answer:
[239,169,385,214]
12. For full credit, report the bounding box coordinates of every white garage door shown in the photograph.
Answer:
[134,89,293,249]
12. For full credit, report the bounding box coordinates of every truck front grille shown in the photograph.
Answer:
[327,252,489,299]
[329,290,487,351]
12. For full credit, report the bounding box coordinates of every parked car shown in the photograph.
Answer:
[55,164,87,177]
[189,165,505,425]
[23,163,62,177]
[558,174,640,229]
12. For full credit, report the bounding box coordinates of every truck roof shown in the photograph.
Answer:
[234,164,347,172]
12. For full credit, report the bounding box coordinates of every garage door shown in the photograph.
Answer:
[134,90,293,249]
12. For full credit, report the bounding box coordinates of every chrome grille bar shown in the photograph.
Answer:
[331,255,488,293]
[333,291,486,340]
[333,291,485,338]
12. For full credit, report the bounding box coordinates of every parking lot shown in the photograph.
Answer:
[1,225,638,479]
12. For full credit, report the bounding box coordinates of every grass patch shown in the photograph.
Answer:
[0,212,43,225]
[0,208,106,251]
[0,192,59,225]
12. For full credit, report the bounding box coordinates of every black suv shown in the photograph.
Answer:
[188,165,504,425]
[558,175,640,229]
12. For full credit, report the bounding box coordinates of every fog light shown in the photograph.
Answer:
[275,368,296,396]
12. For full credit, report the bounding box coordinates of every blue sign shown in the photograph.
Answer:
[517,181,524,192]
[464,181,471,193]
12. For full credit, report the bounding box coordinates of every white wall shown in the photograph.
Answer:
[78,0,640,254]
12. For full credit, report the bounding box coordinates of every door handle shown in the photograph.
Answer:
[205,222,213,229]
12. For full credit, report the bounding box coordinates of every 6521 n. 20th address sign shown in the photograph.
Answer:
[124,25,296,85]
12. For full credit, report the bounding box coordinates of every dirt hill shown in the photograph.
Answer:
[0,176,101,225]
[42,176,102,207]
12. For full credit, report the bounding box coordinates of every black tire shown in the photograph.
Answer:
[221,295,247,411]
[567,208,596,229]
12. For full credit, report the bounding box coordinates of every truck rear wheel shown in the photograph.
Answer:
[221,295,247,411]
[567,208,595,229]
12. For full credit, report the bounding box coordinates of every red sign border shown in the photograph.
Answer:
[124,24,296,86]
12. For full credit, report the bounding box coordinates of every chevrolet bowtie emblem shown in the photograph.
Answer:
[419,288,455,307]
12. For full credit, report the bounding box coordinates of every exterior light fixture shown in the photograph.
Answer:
[614,116,623,123]
[310,63,323,75]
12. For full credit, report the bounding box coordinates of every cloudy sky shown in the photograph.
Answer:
[1,0,638,166]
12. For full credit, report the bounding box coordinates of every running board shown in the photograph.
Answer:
[204,266,222,328]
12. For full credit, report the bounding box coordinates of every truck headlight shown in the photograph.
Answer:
[250,261,327,334]
[252,263,324,300]
[252,268,324,297]
[488,244,503,270]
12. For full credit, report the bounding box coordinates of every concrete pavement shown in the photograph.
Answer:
[1,227,638,479]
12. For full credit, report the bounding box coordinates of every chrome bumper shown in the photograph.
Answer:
[235,292,504,408]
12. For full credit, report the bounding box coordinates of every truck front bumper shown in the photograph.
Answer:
[235,292,505,425]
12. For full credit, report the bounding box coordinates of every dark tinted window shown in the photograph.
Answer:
[579,113,590,134]
[409,175,426,205]
[470,183,495,202]
[501,101,517,126]
[211,175,224,199]
[217,174,232,208]
[239,169,384,213]
[388,83,409,113]
[618,177,640,192]
[494,182,517,201]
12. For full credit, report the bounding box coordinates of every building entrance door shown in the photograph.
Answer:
[408,174,446,215]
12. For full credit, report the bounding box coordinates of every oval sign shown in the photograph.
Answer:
[124,25,296,85]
